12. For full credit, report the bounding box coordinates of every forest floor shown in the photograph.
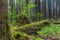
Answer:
[10,20,60,40]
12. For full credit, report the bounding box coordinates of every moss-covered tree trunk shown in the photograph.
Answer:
[0,0,11,40]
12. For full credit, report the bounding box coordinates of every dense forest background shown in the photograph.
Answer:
[8,0,60,40]
[8,0,60,22]
[0,0,60,40]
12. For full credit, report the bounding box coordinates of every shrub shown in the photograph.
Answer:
[37,24,60,37]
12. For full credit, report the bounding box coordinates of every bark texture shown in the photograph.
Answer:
[0,0,11,40]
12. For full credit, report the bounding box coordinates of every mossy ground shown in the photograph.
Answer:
[10,20,60,40]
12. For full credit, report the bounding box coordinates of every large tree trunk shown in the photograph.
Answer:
[0,0,11,40]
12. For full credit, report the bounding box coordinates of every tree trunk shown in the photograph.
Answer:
[0,0,11,40]
[35,0,41,21]
[26,0,29,14]
[42,0,46,19]
[57,0,60,19]
[48,0,52,19]
[35,0,40,13]
[9,0,15,23]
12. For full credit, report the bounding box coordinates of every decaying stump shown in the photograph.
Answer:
[16,14,30,26]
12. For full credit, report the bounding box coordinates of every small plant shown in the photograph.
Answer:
[35,37,43,40]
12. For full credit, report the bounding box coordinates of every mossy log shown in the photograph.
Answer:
[12,20,50,35]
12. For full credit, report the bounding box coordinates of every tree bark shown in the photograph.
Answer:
[35,0,40,13]
[42,0,46,19]
[9,0,15,23]
[48,0,52,19]
[0,0,11,40]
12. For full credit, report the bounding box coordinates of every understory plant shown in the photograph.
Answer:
[37,24,60,37]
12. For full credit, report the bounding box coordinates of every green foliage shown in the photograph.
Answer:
[9,0,42,24]
[19,3,36,18]
[28,3,36,8]
[37,24,60,37]
[35,37,43,40]
[9,1,37,25]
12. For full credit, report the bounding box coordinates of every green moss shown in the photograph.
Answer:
[12,32,43,40]
[10,20,50,40]
[11,20,50,31]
